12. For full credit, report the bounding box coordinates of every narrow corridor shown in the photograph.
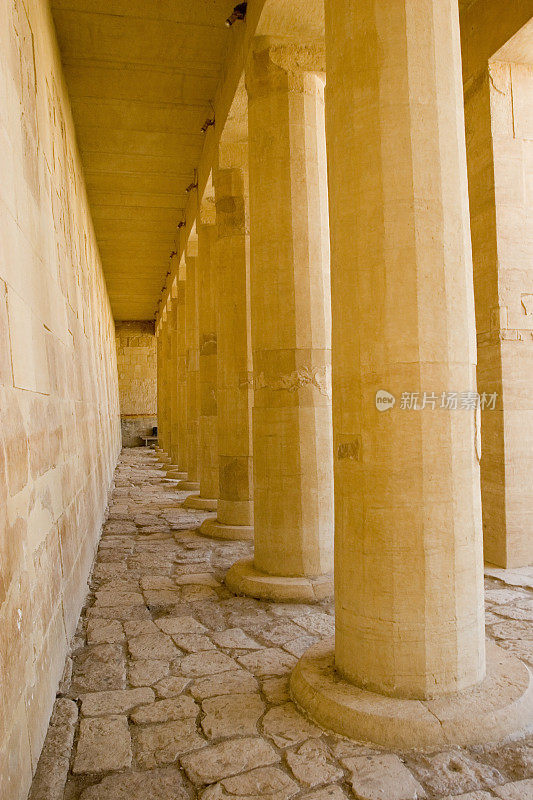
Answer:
[30,449,533,800]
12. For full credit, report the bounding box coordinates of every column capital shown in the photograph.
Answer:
[246,37,325,96]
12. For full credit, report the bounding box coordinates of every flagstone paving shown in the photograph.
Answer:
[28,448,533,800]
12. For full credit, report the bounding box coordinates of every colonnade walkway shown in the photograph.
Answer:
[29,449,533,800]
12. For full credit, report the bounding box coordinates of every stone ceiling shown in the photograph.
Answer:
[50,0,235,320]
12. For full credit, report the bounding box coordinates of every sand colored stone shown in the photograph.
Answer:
[226,37,334,602]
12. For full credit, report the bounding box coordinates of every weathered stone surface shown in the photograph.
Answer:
[343,755,426,800]
[128,633,180,660]
[86,619,125,644]
[493,780,533,799]
[156,616,208,635]
[131,695,198,724]
[73,716,132,773]
[261,677,290,704]
[71,644,126,694]
[262,703,322,747]
[173,633,217,652]
[212,628,261,649]
[181,737,280,785]
[409,750,503,796]
[181,651,236,676]
[191,670,259,699]
[132,719,205,768]
[79,767,190,800]
[28,700,78,800]
[285,740,342,787]
[299,788,348,800]
[201,693,265,739]
[94,590,145,606]
[123,619,161,637]
[128,659,170,687]
[80,687,155,716]
[155,676,191,698]
[238,648,297,677]
[202,766,299,800]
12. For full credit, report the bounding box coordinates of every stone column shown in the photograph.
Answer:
[183,222,219,511]
[167,280,188,480]
[225,39,334,602]
[183,252,200,490]
[291,0,533,748]
[200,156,254,541]
[166,293,186,477]
[156,310,171,465]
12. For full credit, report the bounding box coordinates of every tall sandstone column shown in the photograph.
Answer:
[291,0,533,748]
[183,221,219,511]
[164,292,183,476]
[167,277,188,480]
[156,310,171,464]
[200,153,254,540]
[184,251,200,488]
[226,39,334,602]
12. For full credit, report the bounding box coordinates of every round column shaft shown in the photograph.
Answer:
[291,0,533,747]
[200,163,254,541]
[226,39,334,602]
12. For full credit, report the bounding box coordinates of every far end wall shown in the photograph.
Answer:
[116,321,157,446]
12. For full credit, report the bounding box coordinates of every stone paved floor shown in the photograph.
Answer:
[29,448,533,800]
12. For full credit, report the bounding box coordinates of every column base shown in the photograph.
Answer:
[182,495,217,511]
[225,559,333,603]
[290,638,533,749]
[176,480,200,491]
[199,518,254,541]
[166,469,188,480]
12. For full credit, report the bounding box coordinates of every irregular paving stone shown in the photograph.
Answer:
[238,648,297,677]
[173,633,217,652]
[132,718,205,768]
[201,693,265,739]
[441,793,493,800]
[181,651,237,676]
[181,736,280,785]
[128,632,181,660]
[94,589,145,606]
[141,576,177,590]
[181,585,219,602]
[282,634,317,658]
[29,699,78,800]
[155,676,191,698]
[123,619,160,637]
[131,695,198,724]
[80,687,155,716]
[408,750,504,796]
[343,754,426,800]
[482,739,533,782]
[299,788,348,800]
[71,644,126,694]
[86,619,125,644]
[73,716,132,774]
[261,676,290,704]
[191,670,259,699]
[87,604,150,621]
[144,589,183,606]
[262,703,322,747]
[212,628,262,650]
[493,780,533,799]
[79,767,191,800]
[285,740,343,787]
[202,766,299,800]
[175,572,221,587]
[128,659,170,687]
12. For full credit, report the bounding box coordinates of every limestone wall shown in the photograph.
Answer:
[0,2,121,798]
[115,321,157,446]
